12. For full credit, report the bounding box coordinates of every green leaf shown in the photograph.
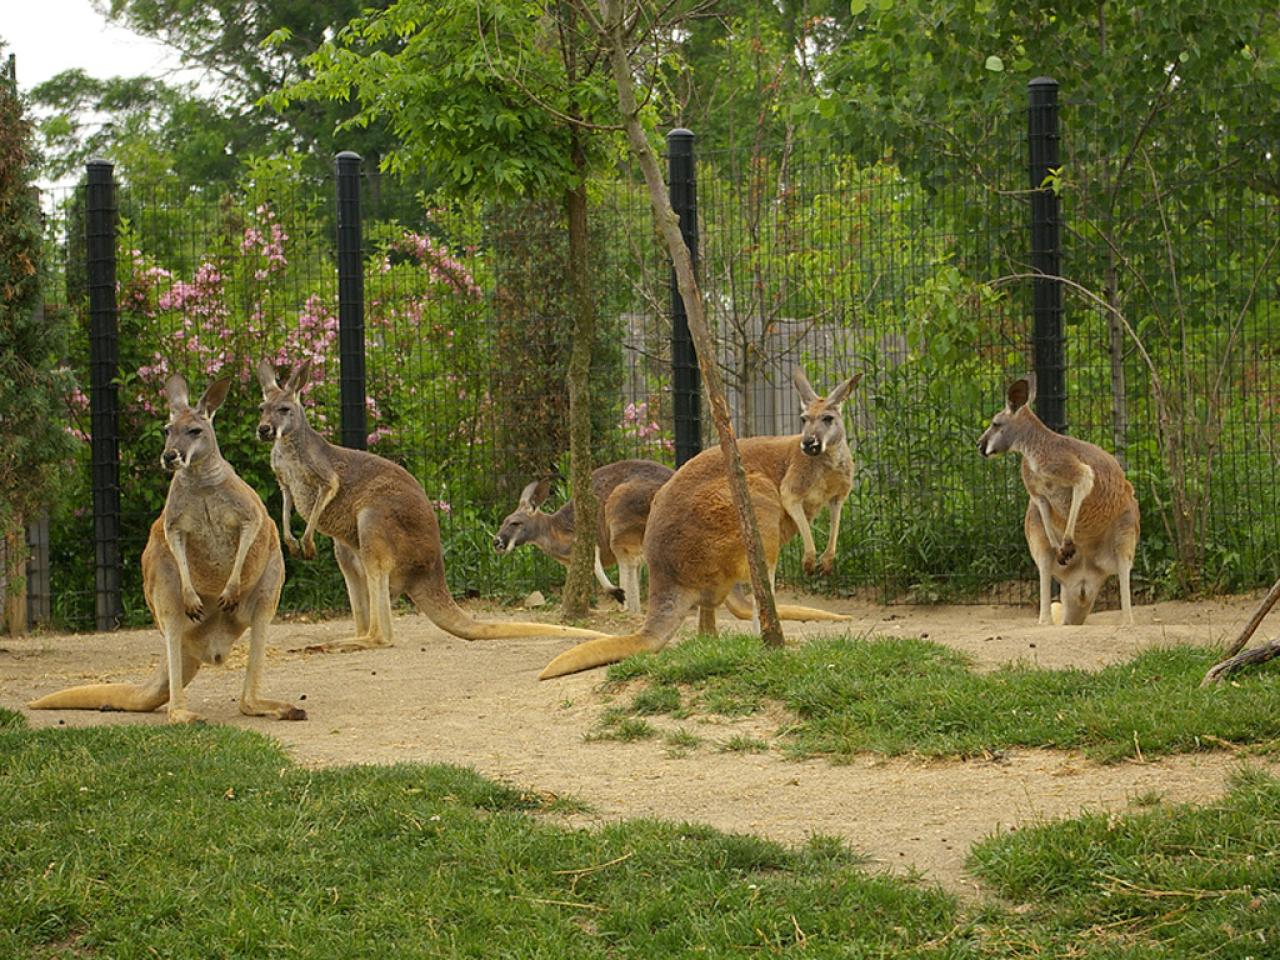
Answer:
[984,55,1004,72]
[850,0,868,14]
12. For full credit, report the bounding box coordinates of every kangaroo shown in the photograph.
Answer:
[978,374,1140,625]
[539,369,859,679]
[29,376,305,723]
[256,358,606,651]
[494,460,674,613]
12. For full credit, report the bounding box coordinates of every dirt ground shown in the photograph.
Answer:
[4,591,1277,896]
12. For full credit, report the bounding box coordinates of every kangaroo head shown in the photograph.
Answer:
[793,369,862,457]
[978,374,1037,458]
[494,478,554,553]
[161,374,230,472]
[256,358,312,442]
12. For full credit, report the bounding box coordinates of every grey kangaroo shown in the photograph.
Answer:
[539,369,857,679]
[256,358,606,651]
[978,374,1139,625]
[30,376,305,723]
[494,459,674,613]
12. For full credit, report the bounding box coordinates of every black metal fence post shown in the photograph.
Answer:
[1028,77,1066,433]
[335,151,367,450]
[667,128,702,466]
[85,159,122,630]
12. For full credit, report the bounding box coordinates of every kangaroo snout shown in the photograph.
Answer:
[257,424,274,441]
[492,534,509,552]
[162,449,181,470]
[801,437,823,456]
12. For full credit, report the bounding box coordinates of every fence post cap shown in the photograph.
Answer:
[1027,76,1058,89]
[667,128,695,142]
[335,151,363,164]
[86,158,114,170]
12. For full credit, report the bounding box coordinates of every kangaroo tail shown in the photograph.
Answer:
[406,574,605,642]
[539,585,695,679]
[723,587,851,623]
[28,665,169,713]
[539,631,666,679]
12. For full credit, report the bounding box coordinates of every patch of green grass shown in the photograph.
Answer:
[969,767,1280,957]
[719,734,769,754]
[0,714,969,958]
[584,709,658,743]
[603,632,1280,761]
[628,683,681,715]
[664,728,703,750]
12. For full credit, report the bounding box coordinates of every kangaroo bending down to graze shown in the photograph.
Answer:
[30,376,305,724]
[493,460,674,613]
[978,374,1140,625]
[539,370,859,679]
[256,359,606,651]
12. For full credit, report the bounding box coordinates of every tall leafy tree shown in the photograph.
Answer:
[273,1,623,618]
[0,51,76,625]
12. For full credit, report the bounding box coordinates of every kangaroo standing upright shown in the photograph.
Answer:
[539,370,858,679]
[256,359,605,651]
[29,376,305,723]
[494,459,674,613]
[978,374,1140,625]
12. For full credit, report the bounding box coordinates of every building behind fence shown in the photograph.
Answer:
[28,79,1280,631]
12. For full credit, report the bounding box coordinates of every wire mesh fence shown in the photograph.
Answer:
[33,80,1280,631]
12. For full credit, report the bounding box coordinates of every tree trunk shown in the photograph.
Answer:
[597,0,783,645]
[561,133,598,619]
[3,519,27,636]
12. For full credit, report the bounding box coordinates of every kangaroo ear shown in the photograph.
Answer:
[1007,374,1036,412]
[518,478,553,510]
[284,358,313,394]
[825,372,864,407]
[196,378,232,420]
[164,374,190,411]
[256,358,280,394]
[792,368,819,405]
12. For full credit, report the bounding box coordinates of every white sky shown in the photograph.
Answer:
[2,0,189,93]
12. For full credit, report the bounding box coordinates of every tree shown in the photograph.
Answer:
[0,51,76,630]
[273,0,620,618]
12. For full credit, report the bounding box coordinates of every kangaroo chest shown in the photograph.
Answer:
[164,488,255,584]
[786,450,854,519]
[272,445,323,516]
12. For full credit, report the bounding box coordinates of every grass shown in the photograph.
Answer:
[0,709,960,958]
[603,632,1280,762]
[968,767,1280,957]
[4,709,1279,957]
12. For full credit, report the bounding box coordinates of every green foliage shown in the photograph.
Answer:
[272,0,618,197]
[0,54,78,535]
[604,632,1280,762]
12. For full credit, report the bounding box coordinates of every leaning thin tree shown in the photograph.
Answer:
[577,0,784,645]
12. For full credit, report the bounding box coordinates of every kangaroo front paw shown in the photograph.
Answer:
[217,583,241,611]
[301,536,317,560]
[802,553,817,575]
[183,591,205,621]
[818,553,835,575]
[609,587,626,606]
[1056,539,1076,565]
[284,535,301,557]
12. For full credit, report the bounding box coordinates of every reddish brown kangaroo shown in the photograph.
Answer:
[978,374,1140,625]
[494,460,674,613]
[539,370,858,679]
[29,376,305,723]
[256,359,605,651]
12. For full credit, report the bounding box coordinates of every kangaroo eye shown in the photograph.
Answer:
[822,415,835,424]
[186,428,202,437]
[278,406,291,414]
